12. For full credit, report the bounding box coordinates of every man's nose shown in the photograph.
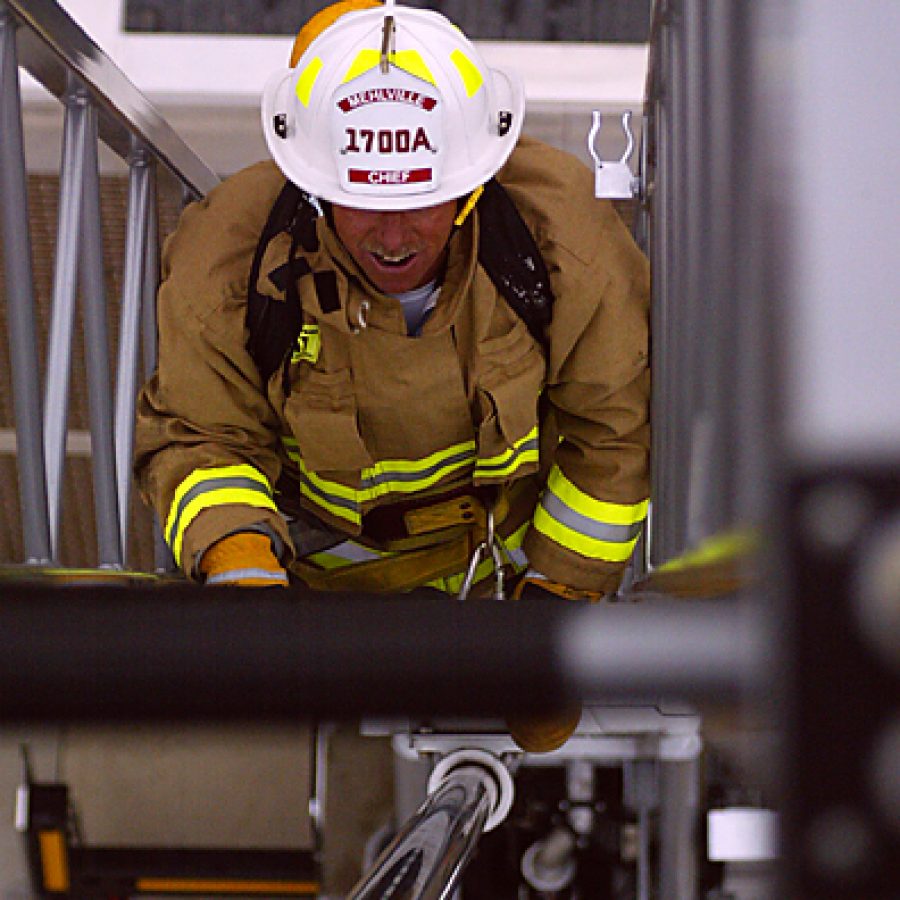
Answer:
[374,213,410,247]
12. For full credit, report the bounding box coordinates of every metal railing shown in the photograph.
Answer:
[644,0,769,567]
[0,0,219,566]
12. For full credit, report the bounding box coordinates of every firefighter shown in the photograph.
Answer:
[134,1,649,748]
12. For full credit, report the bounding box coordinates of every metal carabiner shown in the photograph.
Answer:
[350,298,370,334]
[457,505,508,603]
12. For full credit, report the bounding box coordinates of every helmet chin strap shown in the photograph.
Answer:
[454,185,484,229]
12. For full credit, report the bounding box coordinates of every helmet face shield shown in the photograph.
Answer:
[331,66,445,199]
[262,3,524,210]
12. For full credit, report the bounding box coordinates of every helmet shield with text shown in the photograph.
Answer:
[262,2,524,210]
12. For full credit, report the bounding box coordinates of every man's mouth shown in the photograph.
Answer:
[369,250,417,269]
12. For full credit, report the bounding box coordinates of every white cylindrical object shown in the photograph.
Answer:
[428,748,514,832]
[708,808,780,862]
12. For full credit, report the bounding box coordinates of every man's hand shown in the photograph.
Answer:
[199,533,288,587]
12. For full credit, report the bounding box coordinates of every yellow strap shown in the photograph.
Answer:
[292,535,474,593]
[454,185,484,227]
[290,480,534,593]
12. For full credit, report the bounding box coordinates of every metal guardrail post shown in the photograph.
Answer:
[43,86,86,555]
[0,8,52,563]
[115,147,154,564]
[2,0,219,566]
[42,85,122,565]
[77,90,122,567]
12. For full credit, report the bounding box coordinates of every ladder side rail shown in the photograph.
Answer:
[0,9,51,562]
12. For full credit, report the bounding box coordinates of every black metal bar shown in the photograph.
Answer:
[0,585,759,722]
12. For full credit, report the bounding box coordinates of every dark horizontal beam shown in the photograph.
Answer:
[0,584,762,722]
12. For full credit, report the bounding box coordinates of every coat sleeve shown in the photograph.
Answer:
[508,140,650,593]
[133,163,293,578]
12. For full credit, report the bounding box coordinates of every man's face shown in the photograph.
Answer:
[331,200,457,294]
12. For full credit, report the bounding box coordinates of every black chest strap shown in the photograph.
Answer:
[246,178,555,383]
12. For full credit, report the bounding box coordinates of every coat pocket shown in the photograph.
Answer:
[475,325,545,473]
[283,368,373,473]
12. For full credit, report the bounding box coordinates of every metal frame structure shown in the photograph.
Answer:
[3,0,897,898]
[0,0,218,566]
[645,0,769,567]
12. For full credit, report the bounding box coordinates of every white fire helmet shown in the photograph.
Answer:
[261,1,524,210]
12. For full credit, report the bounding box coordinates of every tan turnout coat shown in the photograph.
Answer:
[134,135,650,593]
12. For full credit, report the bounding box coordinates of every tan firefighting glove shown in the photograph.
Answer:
[504,575,606,752]
[199,533,288,587]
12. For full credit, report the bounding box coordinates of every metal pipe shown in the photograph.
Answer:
[658,758,700,900]
[0,590,763,722]
[0,9,52,562]
[3,0,218,197]
[348,764,495,900]
[43,86,87,555]
[140,163,159,381]
[77,91,122,566]
[114,148,153,561]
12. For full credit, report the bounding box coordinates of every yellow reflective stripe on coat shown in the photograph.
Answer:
[533,466,648,562]
[282,436,477,523]
[475,426,539,480]
[165,465,277,567]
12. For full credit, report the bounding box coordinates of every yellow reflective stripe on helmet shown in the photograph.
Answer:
[295,56,324,106]
[342,48,379,83]
[475,426,539,480]
[281,435,477,522]
[532,466,648,562]
[342,48,436,85]
[165,465,277,568]
[391,49,437,86]
[449,49,484,97]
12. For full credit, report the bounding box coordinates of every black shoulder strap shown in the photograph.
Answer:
[477,178,555,350]
[246,177,555,382]
[246,181,315,382]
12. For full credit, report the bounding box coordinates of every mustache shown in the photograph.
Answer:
[361,242,421,259]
